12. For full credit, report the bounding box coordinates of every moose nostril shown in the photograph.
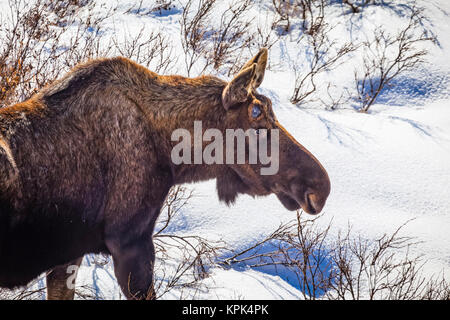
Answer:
[305,191,320,213]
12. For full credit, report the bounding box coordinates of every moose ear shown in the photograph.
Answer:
[222,64,256,110]
[221,48,268,110]
[239,48,268,89]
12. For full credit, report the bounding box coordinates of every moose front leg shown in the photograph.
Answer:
[107,236,156,300]
[46,257,83,300]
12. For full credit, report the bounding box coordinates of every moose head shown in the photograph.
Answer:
[171,48,331,214]
[218,48,330,214]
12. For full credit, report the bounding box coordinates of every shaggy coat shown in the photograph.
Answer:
[0,49,330,299]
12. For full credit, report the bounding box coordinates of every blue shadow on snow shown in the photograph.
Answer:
[221,240,335,298]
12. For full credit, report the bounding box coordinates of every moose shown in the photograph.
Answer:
[0,48,330,299]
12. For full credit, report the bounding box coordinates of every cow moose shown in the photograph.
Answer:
[0,48,330,299]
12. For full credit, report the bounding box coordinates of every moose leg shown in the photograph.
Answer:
[107,237,156,300]
[46,257,83,300]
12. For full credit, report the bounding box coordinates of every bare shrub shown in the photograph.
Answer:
[221,212,333,299]
[421,275,450,300]
[126,0,176,16]
[206,0,254,76]
[223,211,450,300]
[180,0,216,76]
[111,26,177,74]
[243,13,280,71]
[290,22,356,106]
[342,0,411,14]
[252,14,280,53]
[279,1,356,107]
[0,277,46,300]
[298,0,328,36]
[180,0,256,76]
[271,0,301,34]
[271,0,327,36]
[342,0,366,13]
[329,222,426,300]
[354,7,437,112]
[319,83,352,111]
[153,186,225,299]
[0,0,113,107]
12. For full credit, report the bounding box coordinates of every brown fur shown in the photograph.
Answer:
[0,49,330,299]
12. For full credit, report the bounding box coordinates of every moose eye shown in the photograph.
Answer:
[251,105,262,118]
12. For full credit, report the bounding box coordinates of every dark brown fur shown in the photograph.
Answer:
[0,49,330,299]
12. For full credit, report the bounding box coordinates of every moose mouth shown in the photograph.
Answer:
[276,191,318,214]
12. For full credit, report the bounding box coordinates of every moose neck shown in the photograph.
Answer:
[137,74,230,185]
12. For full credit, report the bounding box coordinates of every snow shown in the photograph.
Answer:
[3,0,450,299]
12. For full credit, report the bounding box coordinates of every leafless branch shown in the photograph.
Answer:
[222,211,450,300]
[354,6,437,112]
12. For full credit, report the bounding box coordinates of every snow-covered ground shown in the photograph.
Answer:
[3,0,449,299]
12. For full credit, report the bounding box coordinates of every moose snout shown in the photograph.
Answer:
[274,122,331,214]
[289,171,331,215]
[302,187,329,215]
